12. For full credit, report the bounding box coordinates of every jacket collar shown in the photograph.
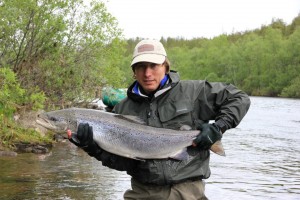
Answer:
[127,71,180,101]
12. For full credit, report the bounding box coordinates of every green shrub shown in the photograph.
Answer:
[280,76,300,98]
[0,68,46,116]
[0,68,25,117]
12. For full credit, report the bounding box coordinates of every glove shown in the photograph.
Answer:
[193,123,222,150]
[76,123,94,147]
[68,123,102,156]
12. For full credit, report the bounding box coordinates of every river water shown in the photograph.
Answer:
[0,97,299,200]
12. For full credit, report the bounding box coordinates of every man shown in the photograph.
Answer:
[72,39,251,199]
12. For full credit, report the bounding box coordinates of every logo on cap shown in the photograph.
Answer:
[138,44,154,53]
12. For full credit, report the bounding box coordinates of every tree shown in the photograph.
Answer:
[0,0,125,108]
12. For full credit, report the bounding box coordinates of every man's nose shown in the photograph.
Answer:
[143,65,153,76]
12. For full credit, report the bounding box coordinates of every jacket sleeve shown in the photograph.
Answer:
[82,141,138,172]
[202,81,251,133]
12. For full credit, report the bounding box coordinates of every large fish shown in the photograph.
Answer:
[36,108,225,160]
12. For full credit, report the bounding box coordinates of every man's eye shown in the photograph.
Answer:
[150,63,158,69]
[137,64,146,68]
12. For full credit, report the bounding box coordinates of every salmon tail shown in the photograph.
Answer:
[210,140,226,156]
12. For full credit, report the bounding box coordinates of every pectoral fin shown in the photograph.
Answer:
[169,148,190,160]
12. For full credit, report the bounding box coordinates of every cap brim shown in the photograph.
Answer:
[131,54,165,66]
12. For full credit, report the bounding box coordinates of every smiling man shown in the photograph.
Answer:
[72,39,251,199]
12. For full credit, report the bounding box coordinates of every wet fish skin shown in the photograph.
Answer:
[36,108,225,160]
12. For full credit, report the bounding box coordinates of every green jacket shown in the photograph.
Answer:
[111,71,250,185]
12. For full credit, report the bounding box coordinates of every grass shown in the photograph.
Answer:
[0,115,54,151]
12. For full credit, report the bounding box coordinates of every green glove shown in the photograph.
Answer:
[193,123,222,150]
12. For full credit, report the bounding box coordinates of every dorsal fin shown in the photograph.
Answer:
[114,114,146,125]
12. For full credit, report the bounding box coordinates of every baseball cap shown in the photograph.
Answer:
[131,39,167,67]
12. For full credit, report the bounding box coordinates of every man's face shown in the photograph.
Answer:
[134,62,166,94]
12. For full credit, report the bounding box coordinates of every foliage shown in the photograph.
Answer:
[0,68,25,117]
[0,0,126,109]
[0,67,45,115]
[280,76,300,98]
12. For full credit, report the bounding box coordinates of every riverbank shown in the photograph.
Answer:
[0,110,55,157]
[0,143,52,157]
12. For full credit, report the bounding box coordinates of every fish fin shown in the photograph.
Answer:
[120,154,146,161]
[210,140,226,156]
[114,114,146,125]
[122,155,145,161]
[169,148,189,160]
[179,125,192,131]
[134,157,146,162]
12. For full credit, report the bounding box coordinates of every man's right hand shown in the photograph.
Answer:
[76,123,94,147]
[68,123,93,147]
[69,123,103,157]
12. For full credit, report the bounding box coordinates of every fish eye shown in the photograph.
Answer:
[50,117,58,121]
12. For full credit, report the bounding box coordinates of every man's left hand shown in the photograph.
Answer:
[193,123,222,150]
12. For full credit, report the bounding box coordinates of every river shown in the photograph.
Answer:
[0,97,299,200]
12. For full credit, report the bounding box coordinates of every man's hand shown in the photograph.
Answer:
[68,123,93,147]
[193,123,222,150]
[76,123,94,147]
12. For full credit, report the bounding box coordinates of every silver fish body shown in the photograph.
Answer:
[36,108,225,159]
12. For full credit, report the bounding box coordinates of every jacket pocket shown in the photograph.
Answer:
[158,99,194,129]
